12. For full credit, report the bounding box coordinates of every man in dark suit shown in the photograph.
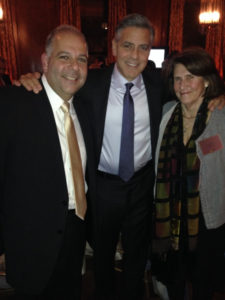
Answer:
[78,14,162,300]
[0,25,95,300]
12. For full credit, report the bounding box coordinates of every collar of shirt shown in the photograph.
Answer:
[111,64,144,93]
[41,74,74,115]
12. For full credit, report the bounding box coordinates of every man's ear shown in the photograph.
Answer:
[41,53,48,73]
[112,39,117,57]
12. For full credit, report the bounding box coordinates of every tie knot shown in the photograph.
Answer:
[125,82,134,92]
[61,101,70,114]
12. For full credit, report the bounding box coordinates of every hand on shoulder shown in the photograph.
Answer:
[208,94,225,111]
[13,72,42,94]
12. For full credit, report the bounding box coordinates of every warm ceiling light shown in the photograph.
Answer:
[199,11,220,24]
[199,0,221,27]
[0,7,3,21]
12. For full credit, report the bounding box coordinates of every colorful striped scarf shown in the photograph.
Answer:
[153,101,209,254]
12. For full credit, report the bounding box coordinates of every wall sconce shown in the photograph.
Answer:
[0,6,3,22]
[199,11,220,25]
[199,0,221,32]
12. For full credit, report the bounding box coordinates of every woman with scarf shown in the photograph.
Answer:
[152,47,225,300]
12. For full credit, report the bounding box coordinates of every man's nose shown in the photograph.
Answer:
[130,48,139,59]
[70,59,79,69]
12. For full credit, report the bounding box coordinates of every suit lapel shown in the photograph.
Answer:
[142,70,163,160]
[96,67,113,160]
[87,66,114,162]
[34,87,68,194]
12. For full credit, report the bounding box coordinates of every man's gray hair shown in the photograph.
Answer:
[115,14,155,44]
[45,24,88,56]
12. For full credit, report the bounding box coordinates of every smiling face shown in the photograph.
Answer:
[112,26,152,81]
[173,63,208,111]
[42,32,88,101]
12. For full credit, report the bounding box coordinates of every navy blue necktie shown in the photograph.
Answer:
[119,82,134,181]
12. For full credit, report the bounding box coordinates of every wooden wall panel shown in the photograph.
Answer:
[183,0,205,49]
[10,0,170,76]
[8,0,170,75]
[8,0,209,76]
[12,0,59,75]
[127,0,170,47]
[80,0,107,57]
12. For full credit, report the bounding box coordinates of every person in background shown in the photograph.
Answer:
[0,25,96,300]
[152,47,225,300]
[13,15,225,300]
[89,55,106,69]
[0,57,11,86]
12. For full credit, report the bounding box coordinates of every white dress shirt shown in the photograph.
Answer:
[98,64,151,175]
[42,75,87,210]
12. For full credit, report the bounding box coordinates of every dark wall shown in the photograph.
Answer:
[81,0,107,59]
[9,0,203,76]
[127,0,170,47]
[183,0,205,49]
[13,0,59,75]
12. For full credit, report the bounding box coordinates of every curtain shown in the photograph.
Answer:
[168,0,185,53]
[223,3,225,79]
[107,0,127,65]
[0,0,19,81]
[204,0,224,78]
[59,0,81,30]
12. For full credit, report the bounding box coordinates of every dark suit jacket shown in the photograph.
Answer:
[0,83,95,294]
[77,64,163,168]
[1,74,12,86]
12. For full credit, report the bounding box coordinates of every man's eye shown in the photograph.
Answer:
[140,45,150,51]
[122,43,132,49]
[78,57,88,64]
[59,55,69,60]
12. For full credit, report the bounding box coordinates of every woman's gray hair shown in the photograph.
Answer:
[45,25,88,57]
[114,14,155,45]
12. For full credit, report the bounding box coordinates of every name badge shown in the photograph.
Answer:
[198,134,223,155]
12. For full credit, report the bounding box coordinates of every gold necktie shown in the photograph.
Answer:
[61,101,87,220]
